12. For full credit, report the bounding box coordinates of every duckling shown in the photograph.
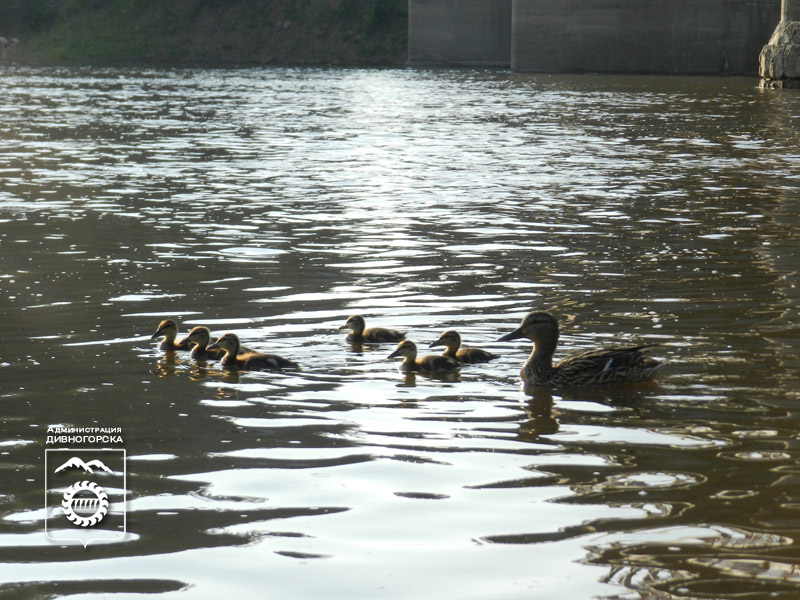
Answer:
[429,330,496,364]
[178,326,255,360]
[342,314,405,344]
[178,326,224,360]
[207,332,299,371]
[150,319,192,352]
[387,340,460,373]
[497,311,664,387]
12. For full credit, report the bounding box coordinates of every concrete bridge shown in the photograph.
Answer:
[408,0,782,75]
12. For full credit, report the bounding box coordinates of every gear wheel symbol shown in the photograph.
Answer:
[62,480,109,527]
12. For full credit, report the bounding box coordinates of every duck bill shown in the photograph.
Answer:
[176,335,191,346]
[207,341,220,351]
[497,327,524,342]
[387,349,400,359]
[428,340,443,349]
[150,329,163,340]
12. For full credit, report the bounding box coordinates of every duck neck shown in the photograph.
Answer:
[402,352,419,371]
[441,345,458,359]
[523,338,557,381]
[347,326,364,343]
[221,340,240,366]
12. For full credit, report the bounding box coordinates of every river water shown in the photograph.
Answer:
[0,66,799,599]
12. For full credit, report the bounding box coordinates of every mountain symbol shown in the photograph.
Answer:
[55,457,113,474]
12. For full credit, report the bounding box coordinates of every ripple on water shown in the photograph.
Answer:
[1,67,799,600]
[587,525,796,598]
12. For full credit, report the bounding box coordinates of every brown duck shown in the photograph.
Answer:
[179,326,254,360]
[178,326,224,360]
[208,332,299,371]
[388,340,460,373]
[429,330,496,364]
[150,319,192,352]
[498,311,664,387]
[342,314,405,344]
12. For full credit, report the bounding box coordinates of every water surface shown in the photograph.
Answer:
[1,66,799,599]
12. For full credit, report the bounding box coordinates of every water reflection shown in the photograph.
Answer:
[0,66,799,599]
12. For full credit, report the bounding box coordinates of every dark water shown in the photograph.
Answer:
[0,66,799,599]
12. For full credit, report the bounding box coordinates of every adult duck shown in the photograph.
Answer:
[387,340,460,373]
[207,332,299,371]
[429,330,496,364]
[497,311,664,387]
[342,315,405,344]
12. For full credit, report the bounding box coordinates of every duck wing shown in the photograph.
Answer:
[455,347,496,364]
[241,352,299,371]
[555,344,663,385]
[364,327,405,343]
[417,355,460,372]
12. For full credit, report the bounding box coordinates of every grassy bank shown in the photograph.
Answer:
[0,0,408,67]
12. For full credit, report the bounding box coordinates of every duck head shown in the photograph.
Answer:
[151,319,179,341]
[388,340,417,360]
[180,326,212,348]
[208,332,240,355]
[429,330,461,349]
[342,315,366,335]
[497,312,559,344]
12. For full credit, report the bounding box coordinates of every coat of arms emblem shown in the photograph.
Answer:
[45,449,127,547]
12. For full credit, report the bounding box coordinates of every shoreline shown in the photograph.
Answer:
[1,0,407,70]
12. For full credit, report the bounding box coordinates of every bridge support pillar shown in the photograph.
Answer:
[760,0,800,87]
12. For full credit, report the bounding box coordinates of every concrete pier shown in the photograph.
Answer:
[408,0,781,75]
[512,0,779,74]
[760,0,800,87]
